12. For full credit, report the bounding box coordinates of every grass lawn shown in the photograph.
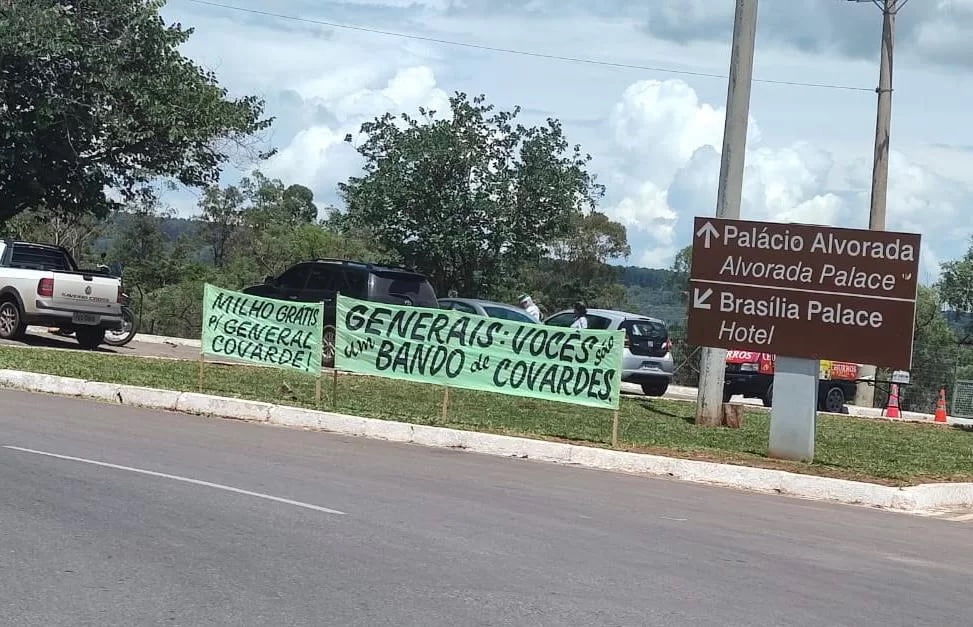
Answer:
[1,345,972,486]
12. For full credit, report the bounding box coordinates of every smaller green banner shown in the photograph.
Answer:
[201,284,324,375]
[335,294,624,409]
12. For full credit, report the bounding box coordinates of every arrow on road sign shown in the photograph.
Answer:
[693,287,713,310]
[695,221,720,248]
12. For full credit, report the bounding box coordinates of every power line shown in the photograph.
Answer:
[181,0,873,93]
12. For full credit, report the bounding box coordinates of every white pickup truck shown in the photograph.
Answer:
[0,240,124,349]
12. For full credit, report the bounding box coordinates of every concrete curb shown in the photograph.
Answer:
[124,333,202,348]
[2,367,972,513]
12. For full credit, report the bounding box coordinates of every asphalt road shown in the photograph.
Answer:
[0,327,202,362]
[1,390,971,626]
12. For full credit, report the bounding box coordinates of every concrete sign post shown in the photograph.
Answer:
[687,217,921,461]
[768,357,819,462]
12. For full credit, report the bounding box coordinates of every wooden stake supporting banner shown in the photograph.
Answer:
[441,386,450,422]
[611,410,619,448]
[314,374,322,404]
[197,353,205,392]
[331,368,338,410]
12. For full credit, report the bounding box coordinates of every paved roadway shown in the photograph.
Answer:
[1,390,971,626]
[0,327,202,362]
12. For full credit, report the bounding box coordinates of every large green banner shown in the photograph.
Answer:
[335,294,624,409]
[201,284,324,375]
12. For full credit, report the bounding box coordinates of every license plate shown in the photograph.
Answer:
[641,361,659,370]
[72,312,100,326]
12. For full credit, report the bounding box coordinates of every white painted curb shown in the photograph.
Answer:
[125,333,201,348]
[2,367,972,513]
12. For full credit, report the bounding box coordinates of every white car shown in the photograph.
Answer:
[0,240,124,349]
[544,308,675,397]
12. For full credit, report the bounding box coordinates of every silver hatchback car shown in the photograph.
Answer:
[544,308,675,396]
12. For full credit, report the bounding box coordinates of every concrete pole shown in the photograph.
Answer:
[695,0,759,427]
[855,0,897,408]
[869,0,895,230]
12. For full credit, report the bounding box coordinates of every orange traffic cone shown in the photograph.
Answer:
[883,384,901,419]
[934,388,948,423]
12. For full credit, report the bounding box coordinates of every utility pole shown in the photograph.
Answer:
[850,0,910,408]
[695,0,759,427]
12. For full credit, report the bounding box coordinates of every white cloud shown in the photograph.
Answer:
[608,79,760,185]
[610,181,674,237]
[258,70,973,274]
[157,0,973,274]
[605,79,842,265]
[261,65,450,205]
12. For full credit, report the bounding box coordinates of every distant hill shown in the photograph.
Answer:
[617,266,686,325]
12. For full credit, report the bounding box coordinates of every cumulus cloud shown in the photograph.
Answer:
[599,77,973,272]
[262,66,450,206]
[603,79,842,267]
[609,80,727,182]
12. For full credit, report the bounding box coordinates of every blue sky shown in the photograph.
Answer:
[159,0,973,279]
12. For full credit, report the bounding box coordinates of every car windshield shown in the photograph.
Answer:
[368,270,438,306]
[482,305,536,324]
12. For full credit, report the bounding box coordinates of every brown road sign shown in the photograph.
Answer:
[687,217,921,370]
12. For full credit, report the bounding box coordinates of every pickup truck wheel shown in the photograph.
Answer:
[0,299,25,340]
[75,327,105,350]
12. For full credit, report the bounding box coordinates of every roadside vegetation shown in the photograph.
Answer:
[2,0,972,413]
[2,345,972,486]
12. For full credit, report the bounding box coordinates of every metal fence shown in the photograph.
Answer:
[872,340,972,413]
[952,380,973,419]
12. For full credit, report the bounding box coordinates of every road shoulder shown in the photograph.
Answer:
[1,366,971,515]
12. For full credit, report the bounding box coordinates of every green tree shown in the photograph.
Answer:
[338,92,604,296]
[667,245,692,295]
[885,286,959,412]
[199,184,246,268]
[3,207,107,265]
[665,246,697,386]
[0,0,272,223]
[108,200,203,291]
[939,237,973,342]
[505,211,630,313]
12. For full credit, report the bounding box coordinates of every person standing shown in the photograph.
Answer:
[518,294,542,322]
[570,302,588,329]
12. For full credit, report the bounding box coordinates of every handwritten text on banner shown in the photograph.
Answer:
[201,284,324,375]
[335,294,623,409]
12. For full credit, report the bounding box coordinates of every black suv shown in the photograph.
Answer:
[242,259,439,366]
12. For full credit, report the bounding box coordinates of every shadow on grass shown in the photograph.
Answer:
[634,399,693,422]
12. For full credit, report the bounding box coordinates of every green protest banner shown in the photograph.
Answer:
[335,294,624,409]
[201,284,324,376]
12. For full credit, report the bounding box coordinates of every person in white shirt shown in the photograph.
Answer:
[570,302,588,329]
[518,294,542,322]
